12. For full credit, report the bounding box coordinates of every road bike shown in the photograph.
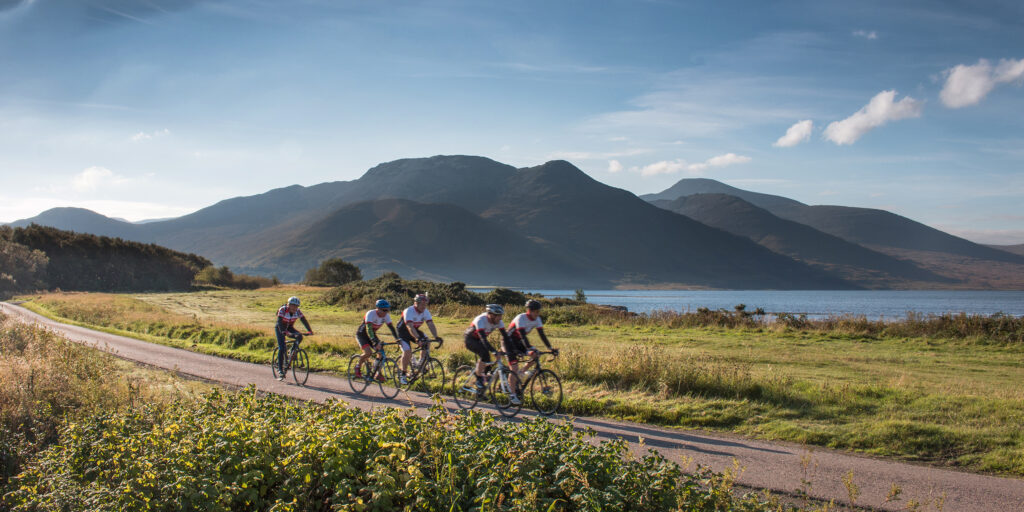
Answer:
[451,350,524,416]
[270,334,311,386]
[400,337,446,394]
[519,350,562,416]
[346,341,400,398]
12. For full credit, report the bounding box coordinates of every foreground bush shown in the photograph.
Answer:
[5,390,803,511]
[0,314,197,487]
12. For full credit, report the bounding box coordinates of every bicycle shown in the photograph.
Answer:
[452,351,522,416]
[270,333,311,386]
[400,337,446,394]
[346,341,400,399]
[519,349,562,416]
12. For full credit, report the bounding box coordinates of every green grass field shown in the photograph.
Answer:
[15,287,1024,477]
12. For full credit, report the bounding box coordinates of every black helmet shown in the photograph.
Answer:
[525,299,541,311]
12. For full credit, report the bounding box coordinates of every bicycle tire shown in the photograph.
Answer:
[347,354,370,394]
[451,365,480,410]
[491,369,521,417]
[270,347,282,379]
[378,358,400,398]
[405,356,445,394]
[529,369,562,416]
[291,348,310,386]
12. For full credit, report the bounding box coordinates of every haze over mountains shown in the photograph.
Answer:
[10,155,1024,289]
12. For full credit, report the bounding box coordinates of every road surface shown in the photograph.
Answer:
[3,301,1021,511]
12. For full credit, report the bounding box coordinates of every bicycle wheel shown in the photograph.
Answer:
[291,349,310,386]
[347,354,370,394]
[378,358,400,399]
[407,357,446,394]
[270,347,282,379]
[491,370,521,417]
[529,369,563,416]
[451,365,480,410]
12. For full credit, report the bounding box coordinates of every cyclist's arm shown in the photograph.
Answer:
[300,316,312,334]
[383,322,397,339]
[425,320,439,339]
[536,327,553,349]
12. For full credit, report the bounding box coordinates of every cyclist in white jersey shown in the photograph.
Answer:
[463,303,512,393]
[395,293,442,384]
[505,299,559,402]
[353,299,400,380]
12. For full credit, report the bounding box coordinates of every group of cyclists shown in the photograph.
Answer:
[274,293,558,405]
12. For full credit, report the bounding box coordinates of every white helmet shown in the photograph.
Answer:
[287,296,301,306]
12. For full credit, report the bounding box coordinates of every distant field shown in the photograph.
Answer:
[16,287,1024,476]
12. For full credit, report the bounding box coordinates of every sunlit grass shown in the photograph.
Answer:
[16,288,1024,476]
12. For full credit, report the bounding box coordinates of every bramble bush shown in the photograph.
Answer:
[5,389,807,511]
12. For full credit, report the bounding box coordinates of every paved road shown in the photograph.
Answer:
[3,301,1022,511]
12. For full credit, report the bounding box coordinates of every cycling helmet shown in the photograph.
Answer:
[375,299,391,310]
[485,304,504,315]
[288,296,301,306]
[525,299,541,311]
[414,293,429,303]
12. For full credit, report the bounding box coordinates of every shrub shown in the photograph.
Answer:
[194,266,277,290]
[303,257,362,286]
[4,389,806,511]
[0,233,48,295]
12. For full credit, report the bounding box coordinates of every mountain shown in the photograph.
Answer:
[10,207,139,239]
[988,244,1024,257]
[641,178,805,212]
[645,178,1024,288]
[244,198,609,286]
[480,161,853,289]
[652,194,953,288]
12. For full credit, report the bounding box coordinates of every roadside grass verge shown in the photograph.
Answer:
[0,312,210,488]
[14,289,1024,476]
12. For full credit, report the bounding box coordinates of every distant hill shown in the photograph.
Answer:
[641,178,805,212]
[653,194,953,288]
[13,156,1023,289]
[988,244,1024,257]
[244,198,609,286]
[10,207,139,239]
[481,161,853,289]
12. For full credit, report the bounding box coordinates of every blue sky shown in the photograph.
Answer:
[1,0,1022,243]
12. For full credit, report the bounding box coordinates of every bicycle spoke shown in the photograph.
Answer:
[347,354,369,394]
[530,369,563,416]
[451,365,480,410]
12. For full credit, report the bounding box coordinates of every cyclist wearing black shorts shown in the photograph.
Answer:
[464,303,512,392]
[276,296,313,379]
[396,293,442,385]
[504,299,559,403]
[353,299,399,380]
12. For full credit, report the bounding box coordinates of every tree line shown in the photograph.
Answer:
[1,225,211,294]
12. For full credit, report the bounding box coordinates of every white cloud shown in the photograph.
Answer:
[607,160,623,173]
[72,166,115,192]
[940,58,1024,108]
[130,128,170,142]
[773,120,814,147]
[823,90,922,145]
[687,153,752,173]
[853,30,878,40]
[635,159,688,177]
[630,153,751,177]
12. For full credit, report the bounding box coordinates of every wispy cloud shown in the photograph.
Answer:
[823,90,922,145]
[773,120,814,148]
[545,148,651,161]
[631,153,751,177]
[130,128,170,142]
[607,160,623,173]
[852,30,878,40]
[940,58,1024,108]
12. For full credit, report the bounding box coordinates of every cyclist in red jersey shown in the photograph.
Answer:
[275,296,313,379]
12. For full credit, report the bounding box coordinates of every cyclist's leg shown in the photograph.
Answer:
[397,336,413,375]
[502,338,522,392]
[464,333,491,386]
[275,326,287,374]
[356,331,374,363]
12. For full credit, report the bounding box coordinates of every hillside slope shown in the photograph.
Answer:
[653,194,953,288]
[483,161,853,289]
